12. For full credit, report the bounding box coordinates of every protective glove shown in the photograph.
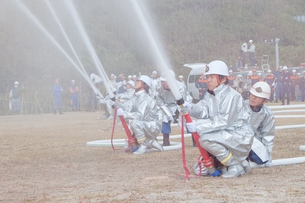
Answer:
[116,108,124,117]
[183,101,193,112]
[185,120,197,133]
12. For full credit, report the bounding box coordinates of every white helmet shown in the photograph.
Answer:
[267,70,271,73]
[297,73,301,76]
[14,81,19,85]
[137,75,151,88]
[250,82,271,100]
[178,75,183,79]
[205,60,229,76]
[283,66,288,70]
[292,69,296,73]
[128,75,132,79]
[249,39,253,43]
[152,71,157,75]
[71,80,75,83]
[127,80,135,88]
[229,70,233,73]
[160,70,176,81]
[247,71,253,76]
[257,72,262,76]
[237,74,242,78]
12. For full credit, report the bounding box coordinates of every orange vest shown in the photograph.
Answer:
[228,76,236,81]
[265,75,275,80]
[250,75,259,80]
[290,75,297,85]
[198,78,206,83]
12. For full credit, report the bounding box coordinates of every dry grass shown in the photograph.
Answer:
[1,104,305,202]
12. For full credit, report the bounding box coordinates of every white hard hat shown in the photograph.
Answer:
[205,60,229,76]
[257,72,262,76]
[14,81,19,85]
[137,75,151,88]
[133,75,137,78]
[292,69,296,73]
[237,74,242,78]
[297,73,301,76]
[249,39,253,43]
[178,75,183,79]
[229,70,233,73]
[247,71,253,76]
[267,70,271,73]
[160,70,176,81]
[110,74,116,78]
[250,82,271,100]
[283,66,288,70]
[127,80,135,88]
[152,71,157,75]
[71,80,75,83]
[128,75,132,79]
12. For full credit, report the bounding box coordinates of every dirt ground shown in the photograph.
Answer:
[1,104,305,203]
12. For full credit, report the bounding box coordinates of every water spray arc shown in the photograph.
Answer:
[44,0,103,98]
[16,0,103,98]
[63,0,115,99]
[130,0,180,99]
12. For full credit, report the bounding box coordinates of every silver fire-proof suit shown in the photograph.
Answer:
[150,78,160,99]
[123,90,161,144]
[189,84,254,165]
[243,100,275,163]
[156,80,192,123]
[116,88,135,111]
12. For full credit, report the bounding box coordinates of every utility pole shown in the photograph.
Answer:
[265,38,280,68]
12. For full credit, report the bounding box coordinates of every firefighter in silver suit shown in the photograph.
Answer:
[243,81,275,167]
[185,60,254,178]
[116,75,163,155]
[156,70,192,146]
[116,80,135,112]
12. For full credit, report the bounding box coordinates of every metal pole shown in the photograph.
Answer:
[275,38,280,68]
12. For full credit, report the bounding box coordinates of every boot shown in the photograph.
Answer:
[133,142,147,155]
[241,160,252,174]
[222,164,244,178]
[221,153,245,178]
[149,139,164,152]
[162,134,170,146]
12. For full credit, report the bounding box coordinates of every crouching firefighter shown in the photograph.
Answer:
[242,81,275,167]
[116,75,164,155]
[185,60,254,178]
